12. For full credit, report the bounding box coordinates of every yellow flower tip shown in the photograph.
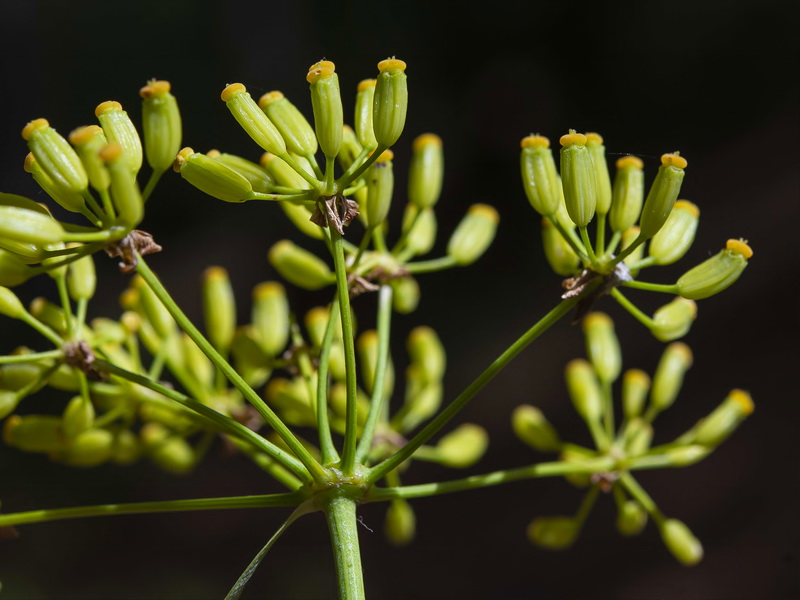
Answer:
[98,141,124,163]
[309,59,336,72]
[2,415,21,445]
[120,310,141,333]
[378,57,406,73]
[661,152,688,169]
[203,266,228,281]
[726,238,753,259]
[372,149,394,163]
[468,203,500,223]
[68,124,103,146]
[584,311,613,328]
[625,368,650,387]
[306,65,335,83]
[23,152,36,173]
[674,199,700,218]
[669,341,694,366]
[21,118,49,140]
[342,124,355,135]
[221,83,247,103]
[206,149,221,159]
[259,152,275,168]
[730,388,754,415]
[521,134,550,149]
[616,155,644,169]
[173,146,195,172]
[585,132,604,145]
[139,79,171,99]
[559,131,587,147]
[357,78,377,92]
[413,133,442,150]
[258,90,285,109]
[95,100,122,117]
[252,281,285,300]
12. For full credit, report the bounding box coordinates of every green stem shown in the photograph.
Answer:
[619,472,665,524]
[579,226,599,267]
[366,294,584,485]
[620,280,680,294]
[336,145,387,190]
[62,230,115,243]
[612,233,646,265]
[30,242,106,276]
[0,349,63,365]
[316,298,341,465]
[323,492,365,600]
[625,255,659,271]
[550,218,588,262]
[134,254,328,483]
[141,169,163,203]
[595,213,607,257]
[54,273,75,337]
[610,288,654,329]
[249,190,317,202]
[404,255,458,274]
[19,312,63,346]
[280,152,323,191]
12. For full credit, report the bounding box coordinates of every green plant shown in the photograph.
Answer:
[0,58,753,599]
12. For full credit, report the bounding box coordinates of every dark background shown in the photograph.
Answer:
[1,1,798,598]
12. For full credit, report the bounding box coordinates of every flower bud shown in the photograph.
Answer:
[3,414,64,452]
[638,153,686,239]
[141,423,195,474]
[616,500,647,536]
[252,282,290,356]
[447,204,499,266]
[66,248,96,301]
[29,297,67,334]
[559,444,594,488]
[621,226,644,274]
[512,404,561,452]
[281,202,324,240]
[258,91,317,157]
[435,423,488,468]
[132,275,175,339]
[656,445,710,467]
[266,377,314,426]
[677,239,752,300]
[541,218,580,276]
[180,332,214,387]
[260,152,310,189]
[202,266,236,352]
[582,312,621,384]
[520,135,560,217]
[354,79,378,150]
[385,499,415,546]
[659,518,703,565]
[68,125,110,192]
[306,61,343,158]
[402,206,437,257]
[623,417,653,456]
[651,297,697,342]
[112,429,141,465]
[230,326,271,388]
[0,206,65,246]
[409,133,444,209]
[585,133,612,215]
[622,368,650,420]
[390,276,420,314]
[100,142,143,227]
[208,151,273,194]
[338,125,363,172]
[0,249,32,287]
[61,428,114,467]
[268,240,333,290]
[62,395,95,439]
[221,83,286,156]
[649,200,699,265]
[357,330,381,394]
[651,342,692,413]
[565,359,602,423]
[407,326,445,383]
[691,389,754,447]
[94,101,143,173]
[0,286,26,319]
[23,153,86,214]
[0,390,21,420]
[140,80,182,173]
[397,372,442,433]
[23,118,89,193]
[373,58,408,148]
[559,131,596,227]
[174,147,253,202]
[365,150,394,227]
[609,155,645,233]
[328,382,371,427]
[527,516,579,550]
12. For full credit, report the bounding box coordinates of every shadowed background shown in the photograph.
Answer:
[0,0,798,598]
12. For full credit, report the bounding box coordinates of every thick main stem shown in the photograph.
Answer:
[323,492,366,600]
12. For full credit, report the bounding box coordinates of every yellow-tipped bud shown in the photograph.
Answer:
[649,200,700,265]
[221,83,287,156]
[409,133,444,209]
[690,389,754,447]
[307,61,343,158]
[100,142,143,226]
[512,404,561,452]
[140,79,182,173]
[435,423,488,468]
[565,359,603,423]
[3,415,65,452]
[202,266,236,352]
[520,134,561,217]
[651,297,697,342]
[402,205,437,257]
[638,153,686,239]
[210,152,273,194]
[559,131,596,227]
[676,239,752,300]
[373,58,408,148]
[69,125,111,192]
[609,155,645,233]
[174,147,253,202]
[259,91,318,157]
[622,368,650,420]
[659,519,703,566]
[95,101,143,173]
[23,153,86,214]
[354,79,378,150]
[446,204,499,265]
[582,312,621,384]
[541,218,580,276]
[23,118,89,194]
[585,133,612,215]
[0,206,65,246]
[407,326,446,383]
[366,150,394,227]
[268,240,333,290]
[651,342,693,413]
[527,516,579,550]
[252,281,290,356]
[0,286,26,319]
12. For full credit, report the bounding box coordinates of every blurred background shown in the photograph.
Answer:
[0,0,797,598]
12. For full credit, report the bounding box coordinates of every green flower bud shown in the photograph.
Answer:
[623,417,653,456]
[409,133,444,209]
[0,286,26,319]
[338,125,363,172]
[266,377,314,426]
[541,218,580,276]
[230,326,271,388]
[402,206,437,257]
[691,389,754,447]
[23,153,86,214]
[180,332,214,387]
[306,61,343,158]
[112,429,141,465]
[0,390,21,420]
[0,194,51,262]
[520,135,561,217]
[132,275,175,339]
[676,239,752,300]
[22,118,89,193]
[622,368,650,420]
[0,249,32,287]
[100,142,143,227]
[365,150,394,227]
[621,226,644,274]
[68,125,110,192]
[66,247,96,301]
[447,204,499,266]
[220,83,286,156]
[62,395,95,439]
[202,266,236,352]
[252,282,290,356]
[94,101,143,173]
[616,500,647,536]
[659,518,703,565]
[639,153,686,239]
[407,326,445,383]
[651,297,697,342]
[559,444,594,488]
[207,150,273,194]
[3,414,65,452]
[527,516,579,550]
[354,79,378,151]
[657,445,710,467]
[141,423,195,474]
[174,147,253,202]
[559,131,596,228]
[585,133,612,215]
[436,423,488,468]
[260,152,310,189]
[357,330,380,393]
[651,342,693,413]
[512,404,561,452]
[609,155,645,233]
[140,80,182,173]
[0,206,65,246]
[268,240,333,291]
[390,276,420,314]
[582,312,621,385]
[258,91,318,157]
[29,296,67,334]
[280,202,324,240]
[396,370,442,433]
[385,499,416,546]
[59,428,113,467]
[328,382,371,427]
[373,58,408,149]
[565,359,602,423]
[305,305,336,348]
[648,200,699,265]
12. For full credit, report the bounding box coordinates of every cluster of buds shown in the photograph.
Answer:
[175,59,499,308]
[521,132,752,339]
[1,81,180,285]
[513,312,753,564]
